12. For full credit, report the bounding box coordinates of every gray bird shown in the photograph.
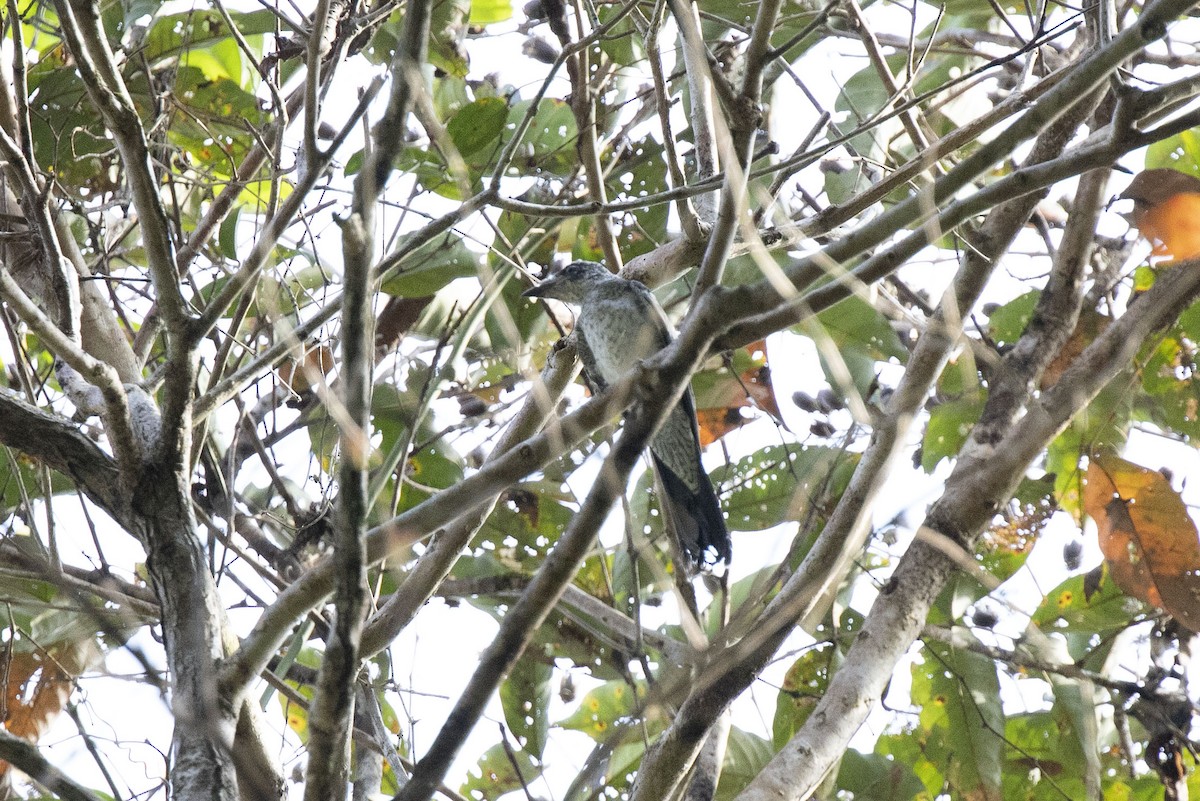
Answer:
[522,261,731,567]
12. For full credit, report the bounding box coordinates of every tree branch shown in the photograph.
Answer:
[393,331,708,801]
[53,0,185,332]
[629,84,1104,798]
[0,266,142,475]
[0,392,124,526]
[304,3,431,793]
[219,368,633,698]
[359,342,579,657]
[0,728,106,801]
[739,257,1200,801]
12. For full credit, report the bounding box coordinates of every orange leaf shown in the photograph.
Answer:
[696,407,748,447]
[1139,193,1200,262]
[1,640,97,777]
[1083,453,1200,631]
[694,340,785,446]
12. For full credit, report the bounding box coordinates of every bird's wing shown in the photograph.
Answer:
[573,326,608,394]
[630,280,704,439]
[630,280,675,349]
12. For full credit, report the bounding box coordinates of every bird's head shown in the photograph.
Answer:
[522,261,614,304]
[1120,168,1200,226]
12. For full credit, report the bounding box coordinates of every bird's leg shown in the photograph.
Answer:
[548,331,579,367]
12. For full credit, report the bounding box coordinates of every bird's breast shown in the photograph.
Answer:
[578,298,668,385]
[1138,192,1200,262]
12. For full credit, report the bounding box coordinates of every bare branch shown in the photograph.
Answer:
[53,0,186,332]
[0,729,107,801]
[0,391,124,524]
[0,265,142,473]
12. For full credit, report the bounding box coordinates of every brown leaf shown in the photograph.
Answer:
[277,343,335,394]
[696,407,747,447]
[694,340,785,445]
[741,340,784,422]
[1083,453,1200,630]
[1,640,99,776]
[376,295,434,351]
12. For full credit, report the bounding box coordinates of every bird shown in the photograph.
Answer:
[522,260,731,568]
[1121,168,1200,263]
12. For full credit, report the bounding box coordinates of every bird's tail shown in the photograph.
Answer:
[651,453,731,570]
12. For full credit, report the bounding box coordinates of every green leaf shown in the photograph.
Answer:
[447,97,510,158]
[27,66,114,190]
[143,9,277,64]
[429,0,471,76]
[475,485,574,567]
[1138,300,1200,440]
[597,5,644,67]
[500,655,552,759]
[607,138,669,259]
[0,455,74,519]
[1046,375,1132,516]
[806,294,908,399]
[460,743,541,799]
[710,445,857,532]
[179,37,242,82]
[558,681,646,739]
[123,0,163,29]
[921,395,985,472]
[697,0,829,57]
[501,99,578,177]
[469,0,512,24]
[716,728,776,800]
[1031,569,1144,642]
[987,291,1040,347]
[381,232,481,297]
[911,640,1004,801]
[433,74,473,120]
[773,643,835,749]
[218,206,241,261]
[1001,709,1090,801]
[835,748,927,800]
[876,732,946,797]
[1146,127,1200,178]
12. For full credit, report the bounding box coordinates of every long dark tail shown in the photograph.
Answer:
[651,453,731,568]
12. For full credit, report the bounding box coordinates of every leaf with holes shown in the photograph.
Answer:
[1083,453,1200,631]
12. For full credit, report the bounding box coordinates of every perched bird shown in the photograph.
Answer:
[1121,168,1200,263]
[523,261,731,567]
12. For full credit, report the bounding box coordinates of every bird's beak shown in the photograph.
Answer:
[1116,198,1146,228]
[522,277,559,299]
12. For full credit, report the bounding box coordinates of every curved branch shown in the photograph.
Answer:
[53,0,185,332]
[0,729,106,801]
[0,392,124,527]
[303,1,431,793]
[0,266,141,475]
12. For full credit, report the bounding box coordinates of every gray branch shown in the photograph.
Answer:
[0,729,106,801]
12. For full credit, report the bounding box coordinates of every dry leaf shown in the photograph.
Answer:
[1084,453,1200,631]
